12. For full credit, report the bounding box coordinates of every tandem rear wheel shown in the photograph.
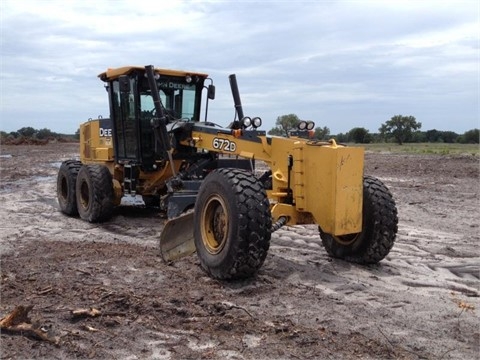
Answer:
[75,164,114,223]
[57,160,82,216]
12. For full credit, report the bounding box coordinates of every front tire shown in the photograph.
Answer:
[194,168,272,280]
[57,160,82,216]
[320,175,398,264]
[76,165,114,223]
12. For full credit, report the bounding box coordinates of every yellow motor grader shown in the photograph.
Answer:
[57,65,398,280]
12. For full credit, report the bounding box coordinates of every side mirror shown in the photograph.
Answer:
[207,84,215,100]
[119,75,131,93]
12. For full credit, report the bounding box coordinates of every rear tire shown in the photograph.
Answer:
[320,175,398,264]
[194,168,271,280]
[76,165,114,222]
[57,160,82,216]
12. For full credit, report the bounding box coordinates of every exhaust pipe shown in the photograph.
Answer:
[229,74,244,120]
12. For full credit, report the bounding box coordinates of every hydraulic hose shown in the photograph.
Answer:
[271,216,288,233]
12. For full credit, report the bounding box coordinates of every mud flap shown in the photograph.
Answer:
[159,212,196,261]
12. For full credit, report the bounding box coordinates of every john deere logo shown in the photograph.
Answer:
[99,118,112,137]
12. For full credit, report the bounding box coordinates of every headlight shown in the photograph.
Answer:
[306,121,315,130]
[185,75,192,83]
[298,121,307,130]
[252,117,262,128]
[241,116,252,127]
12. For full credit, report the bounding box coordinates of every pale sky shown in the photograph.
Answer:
[1,0,478,135]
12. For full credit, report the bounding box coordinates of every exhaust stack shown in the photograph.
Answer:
[229,74,244,120]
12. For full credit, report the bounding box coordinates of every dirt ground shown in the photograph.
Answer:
[0,142,478,360]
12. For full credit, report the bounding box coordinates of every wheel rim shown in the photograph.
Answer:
[79,179,90,210]
[333,233,361,246]
[201,195,228,254]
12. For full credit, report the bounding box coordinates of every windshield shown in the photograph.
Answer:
[140,80,197,121]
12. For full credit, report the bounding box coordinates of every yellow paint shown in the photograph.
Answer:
[81,118,364,236]
[98,66,209,81]
[80,120,114,163]
[299,144,364,235]
[186,131,364,235]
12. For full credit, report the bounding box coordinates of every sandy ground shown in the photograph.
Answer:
[0,142,479,360]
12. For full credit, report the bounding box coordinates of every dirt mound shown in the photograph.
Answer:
[1,137,49,145]
[1,137,78,146]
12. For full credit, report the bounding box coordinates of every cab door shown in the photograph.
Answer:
[109,76,140,163]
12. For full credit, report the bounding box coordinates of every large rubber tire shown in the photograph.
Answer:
[320,175,398,264]
[57,160,82,216]
[194,168,272,280]
[75,165,114,223]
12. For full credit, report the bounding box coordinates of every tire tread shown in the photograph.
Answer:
[57,160,82,216]
[196,168,271,280]
[76,165,114,222]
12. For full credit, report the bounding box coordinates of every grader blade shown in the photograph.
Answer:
[159,212,196,261]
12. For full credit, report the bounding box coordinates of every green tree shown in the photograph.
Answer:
[425,129,458,143]
[267,127,285,136]
[268,114,300,137]
[411,131,426,143]
[314,126,330,140]
[36,128,54,140]
[369,133,383,143]
[379,115,422,145]
[348,127,371,143]
[17,126,37,138]
[440,131,458,143]
[425,129,441,142]
[334,132,348,143]
[460,128,479,144]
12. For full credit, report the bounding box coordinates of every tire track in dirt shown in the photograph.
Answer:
[265,217,479,359]
[270,218,479,297]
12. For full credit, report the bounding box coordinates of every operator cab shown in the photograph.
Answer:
[98,66,213,169]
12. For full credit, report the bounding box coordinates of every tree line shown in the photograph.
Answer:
[267,114,479,144]
[1,117,479,145]
[0,127,78,145]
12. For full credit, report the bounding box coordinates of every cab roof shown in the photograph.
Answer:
[98,66,209,82]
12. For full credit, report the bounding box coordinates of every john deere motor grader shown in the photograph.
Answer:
[57,65,398,280]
